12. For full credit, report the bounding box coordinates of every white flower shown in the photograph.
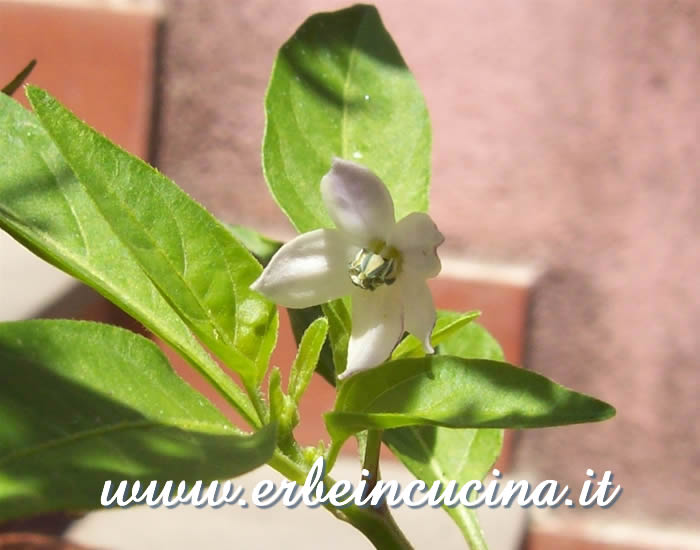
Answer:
[251,158,444,379]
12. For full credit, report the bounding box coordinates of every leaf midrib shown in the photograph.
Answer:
[0,418,236,467]
[340,9,368,159]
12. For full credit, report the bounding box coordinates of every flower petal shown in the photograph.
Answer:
[321,158,395,244]
[389,212,444,279]
[340,284,404,379]
[402,275,437,354]
[250,229,355,309]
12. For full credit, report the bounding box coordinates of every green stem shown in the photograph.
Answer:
[356,429,415,548]
[341,504,415,550]
[361,429,382,494]
[457,508,489,550]
[277,432,304,464]
[267,451,414,549]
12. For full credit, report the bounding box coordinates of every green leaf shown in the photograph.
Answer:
[288,317,328,404]
[263,4,431,233]
[223,224,282,387]
[255,310,279,387]
[0,92,257,425]
[326,355,615,453]
[438,320,506,362]
[0,320,275,521]
[268,367,287,426]
[392,310,481,359]
[26,86,277,388]
[286,306,334,382]
[386,428,501,549]
[385,321,506,549]
[1,59,36,96]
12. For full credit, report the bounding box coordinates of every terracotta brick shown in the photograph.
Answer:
[0,1,159,159]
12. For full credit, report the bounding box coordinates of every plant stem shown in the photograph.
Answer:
[361,429,382,494]
[457,508,489,550]
[341,504,415,550]
[267,451,414,549]
[356,429,415,548]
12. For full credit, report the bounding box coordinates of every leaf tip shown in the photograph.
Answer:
[24,83,48,108]
[599,401,617,421]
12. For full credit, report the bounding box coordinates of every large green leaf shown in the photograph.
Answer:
[326,355,615,453]
[26,86,277,389]
[0,92,257,424]
[385,322,506,549]
[0,320,275,521]
[263,4,431,233]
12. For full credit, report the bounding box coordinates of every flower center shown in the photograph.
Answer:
[348,241,400,291]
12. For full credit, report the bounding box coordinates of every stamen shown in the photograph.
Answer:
[348,244,400,291]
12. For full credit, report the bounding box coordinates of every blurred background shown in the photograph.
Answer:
[1,0,698,549]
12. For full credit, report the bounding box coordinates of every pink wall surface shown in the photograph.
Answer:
[155,0,700,526]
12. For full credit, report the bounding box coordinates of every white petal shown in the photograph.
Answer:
[250,229,355,309]
[389,212,444,279]
[340,284,404,379]
[402,275,437,354]
[321,158,395,244]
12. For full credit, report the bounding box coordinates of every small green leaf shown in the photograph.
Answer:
[288,305,336,383]
[392,310,481,359]
[0,93,257,425]
[1,59,36,96]
[26,86,276,388]
[256,310,279,386]
[263,4,431,233]
[267,367,300,459]
[288,317,328,404]
[268,367,287,425]
[0,320,275,521]
[326,355,615,454]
